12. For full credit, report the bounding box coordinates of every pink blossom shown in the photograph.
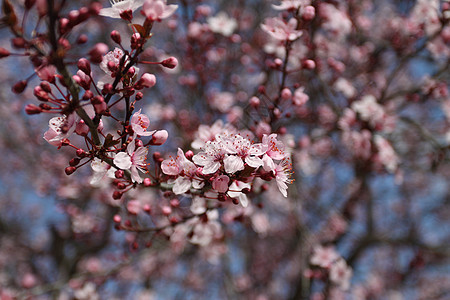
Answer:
[351,95,385,128]
[218,133,265,172]
[99,0,145,19]
[330,259,353,291]
[374,135,399,173]
[273,159,292,197]
[191,120,236,149]
[141,0,178,21]
[113,141,148,183]
[212,175,230,193]
[90,157,117,187]
[261,17,302,41]
[292,87,309,106]
[227,180,251,207]
[272,0,311,11]
[261,134,288,171]
[310,245,340,268]
[162,148,204,194]
[210,92,235,113]
[44,114,79,147]
[192,141,227,174]
[207,12,238,37]
[130,109,155,137]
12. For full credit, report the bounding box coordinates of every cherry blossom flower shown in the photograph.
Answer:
[207,12,238,37]
[189,210,222,246]
[330,259,353,291]
[218,133,265,173]
[44,113,79,147]
[261,133,289,171]
[99,0,145,19]
[97,48,139,90]
[191,120,236,149]
[351,95,386,128]
[113,141,148,183]
[141,0,178,21]
[90,157,117,187]
[273,159,293,197]
[310,245,340,268]
[210,91,235,113]
[130,109,156,137]
[227,180,251,207]
[212,175,230,193]
[161,148,204,194]
[272,0,310,11]
[192,140,227,174]
[374,135,399,173]
[261,17,302,41]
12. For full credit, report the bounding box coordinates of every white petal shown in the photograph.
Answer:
[114,152,132,169]
[202,161,220,174]
[173,177,191,194]
[224,155,244,174]
[245,156,263,168]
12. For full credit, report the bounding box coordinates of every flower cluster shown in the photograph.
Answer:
[161,131,293,206]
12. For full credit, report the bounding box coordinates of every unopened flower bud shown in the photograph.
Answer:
[77,58,91,74]
[12,80,27,94]
[75,120,89,136]
[161,205,172,216]
[65,166,77,175]
[24,104,42,115]
[107,60,117,73]
[281,88,292,100]
[69,158,81,166]
[302,59,316,70]
[130,33,142,49]
[91,95,104,105]
[150,130,168,145]
[153,152,162,161]
[250,96,260,108]
[59,18,70,34]
[115,170,124,178]
[111,30,121,44]
[136,73,156,89]
[0,48,10,58]
[143,178,152,186]
[161,57,178,69]
[88,43,108,63]
[112,191,123,200]
[89,2,102,15]
[25,0,36,10]
[302,6,315,21]
[102,83,113,95]
[40,81,52,93]
[83,90,93,100]
[34,86,49,101]
[120,9,133,22]
[12,37,26,49]
[77,34,88,44]
[76,148,87,157]
[113,214,121,223]
[185,150,194,160]
[135,92,143,100]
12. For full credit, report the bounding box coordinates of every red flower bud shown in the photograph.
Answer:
[77,58,91,74]
[12,80,27,94]
[161,57,178,69]
[0,48,10,58]
[65,166,77,175]
[24,104,42,115]
[111,30,121,44]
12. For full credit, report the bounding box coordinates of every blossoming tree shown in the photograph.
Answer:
[0,0,449,299]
